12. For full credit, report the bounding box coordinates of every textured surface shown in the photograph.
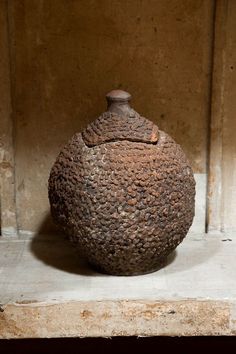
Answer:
[82,111,158,146]
[1,232,236,338]
[49,96,195,275]
[5,0,214,233]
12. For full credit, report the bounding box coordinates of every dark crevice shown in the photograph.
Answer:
[82,136,158,148]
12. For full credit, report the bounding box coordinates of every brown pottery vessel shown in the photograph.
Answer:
[49,90,195,275]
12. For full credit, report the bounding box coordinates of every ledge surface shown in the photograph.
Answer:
[0,232,236,338]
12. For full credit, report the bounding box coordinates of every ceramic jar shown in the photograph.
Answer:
[49,90,195,275]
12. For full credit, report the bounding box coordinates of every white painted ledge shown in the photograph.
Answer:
[0,232,236,338]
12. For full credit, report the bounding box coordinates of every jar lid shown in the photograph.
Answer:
[82,90,158,147]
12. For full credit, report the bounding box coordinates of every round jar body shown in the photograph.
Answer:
[49,129,195,275]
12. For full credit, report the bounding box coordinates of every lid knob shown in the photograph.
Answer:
[106,90,131,103]
[106,90,132,115]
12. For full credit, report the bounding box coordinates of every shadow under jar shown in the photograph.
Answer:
[48,90,195,275]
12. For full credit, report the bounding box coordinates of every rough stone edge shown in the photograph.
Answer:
[0,299,235,338]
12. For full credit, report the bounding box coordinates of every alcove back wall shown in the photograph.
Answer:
[8,0,214,233]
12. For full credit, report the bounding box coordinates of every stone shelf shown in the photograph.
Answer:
[0,232,235,338]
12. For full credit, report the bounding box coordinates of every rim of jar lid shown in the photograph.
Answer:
[106,90,131,103]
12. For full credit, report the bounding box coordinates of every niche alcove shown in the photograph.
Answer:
[0,0,236,338]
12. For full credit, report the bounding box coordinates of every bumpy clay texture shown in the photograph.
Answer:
[49,90,195,275]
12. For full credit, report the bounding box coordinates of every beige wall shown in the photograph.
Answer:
[222,0,236,231]
[0,0,17,236]
[2,0,216,234]
[208,0,236,232]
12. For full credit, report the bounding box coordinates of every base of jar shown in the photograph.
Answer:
[89,257,168,276]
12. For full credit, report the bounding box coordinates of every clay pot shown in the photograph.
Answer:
[49,90,195,275]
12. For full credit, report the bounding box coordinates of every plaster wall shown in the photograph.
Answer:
[3,0,214,233]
